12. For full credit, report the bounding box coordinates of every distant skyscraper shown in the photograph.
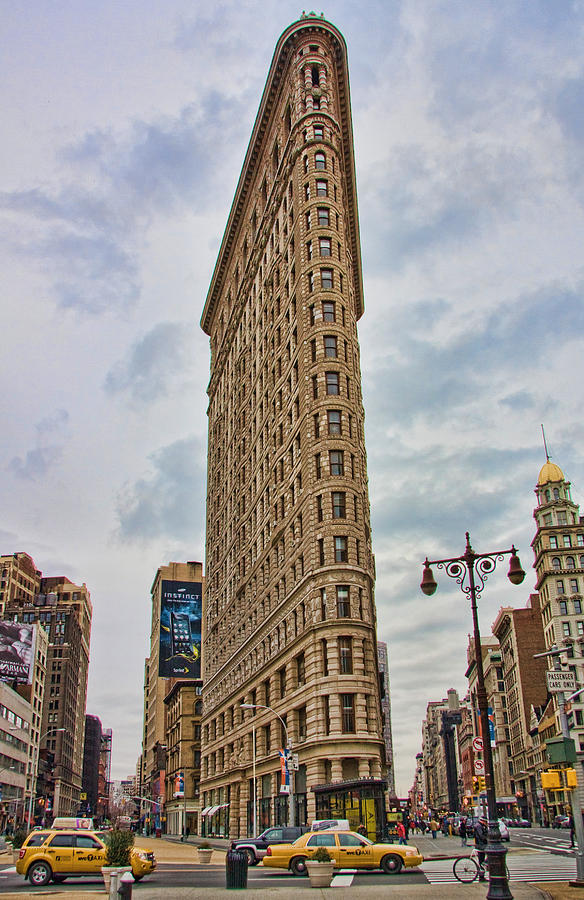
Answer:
[377,641,395,796]
[200,14,386,837]
[1,552,92,819]
[82,715,102,816]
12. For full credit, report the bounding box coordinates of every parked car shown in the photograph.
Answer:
[553,815,571,829]
[262,829,423,876]
[15,828,155,887]
[230,825,308,865]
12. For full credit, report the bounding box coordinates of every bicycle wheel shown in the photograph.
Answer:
[453,856,480,883]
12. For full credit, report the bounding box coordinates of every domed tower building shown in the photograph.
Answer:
[532,457,584,745]
[200,16,386,838]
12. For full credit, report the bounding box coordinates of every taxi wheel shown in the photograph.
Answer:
[290,855,308,876]
[28,861,52,886]
[381,853,403,875]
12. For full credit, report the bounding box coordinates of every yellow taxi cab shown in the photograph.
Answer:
[15,828,156,887]
[263,829,423,876]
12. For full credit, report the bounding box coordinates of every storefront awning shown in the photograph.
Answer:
[201,806,212,816]
[208,804,220,816]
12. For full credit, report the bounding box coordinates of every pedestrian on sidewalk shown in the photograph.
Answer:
[429,817,439,840]
[569,814,575,848]
[459,817,467,847]
[396,821,406,845]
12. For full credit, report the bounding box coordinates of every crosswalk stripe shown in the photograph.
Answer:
[422,853,575,884]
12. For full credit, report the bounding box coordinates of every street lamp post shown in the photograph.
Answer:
[27,728,66,828]
[240,703,295,828]
[421,532,525,900]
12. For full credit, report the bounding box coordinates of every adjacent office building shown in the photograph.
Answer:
[200,15,386,838]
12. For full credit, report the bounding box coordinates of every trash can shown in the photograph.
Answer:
[226,848,248,889]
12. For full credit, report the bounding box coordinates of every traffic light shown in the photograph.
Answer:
[478,776,486,793]
[472,776,480,793]
[541,770,561,790]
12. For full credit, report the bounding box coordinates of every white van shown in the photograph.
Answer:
[311,819,350,831]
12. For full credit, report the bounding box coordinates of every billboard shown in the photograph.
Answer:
[0,620,35,684]
[158,580,202,678]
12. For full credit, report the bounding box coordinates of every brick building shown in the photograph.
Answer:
[200,15,386,838]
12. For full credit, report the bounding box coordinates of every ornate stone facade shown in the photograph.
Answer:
[200,15,385,838]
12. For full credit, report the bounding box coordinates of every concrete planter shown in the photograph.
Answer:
[197,847,213,863]
[306,860,336,888]
[102,865,132,896]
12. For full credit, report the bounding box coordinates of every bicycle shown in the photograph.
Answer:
[453,847,509,883]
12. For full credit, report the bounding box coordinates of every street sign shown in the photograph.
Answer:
[474,759,485,775]
[472,737,484,752]
[546,670,577,693]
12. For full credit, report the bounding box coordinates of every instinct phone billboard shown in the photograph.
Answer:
[158,581,202,678]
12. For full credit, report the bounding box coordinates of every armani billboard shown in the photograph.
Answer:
[0,620,35,684]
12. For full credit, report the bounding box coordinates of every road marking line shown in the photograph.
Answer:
[331,873,355,886]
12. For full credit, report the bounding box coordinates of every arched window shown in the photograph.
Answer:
[567,557,576,569]
[552,557,561,569]
[315,151,326,171]
[554,488,560,500]
[311,65,320,86]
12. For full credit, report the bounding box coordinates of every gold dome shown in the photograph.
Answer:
[538,460,565,485]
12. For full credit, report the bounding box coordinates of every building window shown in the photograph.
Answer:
[315,151,326,170]
[332,491,346,518]
[337,585,350,617]
[564,535,572,547]
[578,534,584,547]
[298,706,307,741]
[279,666,286,698]
[314,125,324,140]
[574,598,582,613]
[319,237,331,256]
[317,494,323,522]
[563,621,572,637]
[316,179,328,196]
[339,637,353,674]
[323,300,335,321]
[327,410,341,434]
[318,206,329,226]
[325,371,339,394]
[550,536,558,548]
[312,375,318,398]
[296,652,305,685]
[320,588,327,620]
[558,580,566,594]
[306,240,313,259]
[552,557,561,569]
[313,413,320,438]
[334,536,348,562]
[567,556,576,569]
[324,335,337,357]
[558,511,568,525]
[578,621,584,636]
[321,268,333,289]
[318,539,325,566]
[308,271,314,292]
[315,453,322,479]
[330,450,344,476]
[560,600,568,614]
[323,694,330,732]
[341,694,355,733]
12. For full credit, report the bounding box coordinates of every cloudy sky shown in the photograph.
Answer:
[2,0,584,796]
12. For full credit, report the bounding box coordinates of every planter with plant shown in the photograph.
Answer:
[11,828,28,863]
[101,828,134,891]
[197,841,213,863]
[306,845,336,888]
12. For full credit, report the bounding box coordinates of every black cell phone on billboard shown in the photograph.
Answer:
[170,612,192,655]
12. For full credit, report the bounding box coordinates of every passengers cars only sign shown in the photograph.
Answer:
[546,670,576,693]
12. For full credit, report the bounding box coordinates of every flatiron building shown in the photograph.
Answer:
[200,14,386,838]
